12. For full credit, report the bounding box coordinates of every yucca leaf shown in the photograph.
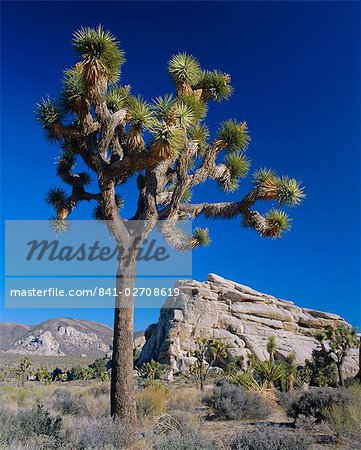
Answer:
[114,194,124,209]
[168,53,201,85]
[194,70,234,102]
[277,177,305,207]
[49,217,70,235]
[253,168,278,186]
[174,102,196,129]
[151,94,175,120]
[193,227,211,247]
[218,177,240,193]
[181,188,192,203]
[150,120,185,159]
[35,97,63,129]
[106,85,131,112]
[188,124,210,155]
[217,119,250,152]
[45,188,67,207]
[78,172,92,185]
[92,205,105,221]
[72,25,125,84]
[126,96,153,129]
[266,209,292,235]
[177,93,208,122]
[225,153,250,179]
[60,67,85,113]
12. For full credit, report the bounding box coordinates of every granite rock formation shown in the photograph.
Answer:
[138,274,359,376]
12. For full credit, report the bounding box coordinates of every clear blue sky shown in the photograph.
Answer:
[1,1,360,330]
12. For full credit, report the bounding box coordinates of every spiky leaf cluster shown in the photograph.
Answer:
[126,96,153,130]
[225,153,250,179]
[78,172,92,185]
[266,209,292,235]
[45,188,67,207]
[60,68,85,112]
[194,70,234,102]
[49,217,70,235]
[56,151,76,175]
[174,102,196,129]
[114,194,124,209]
[253,168,278,186]
[188,124,209,155]
[217,119,250,153]
[72,25,125,84]
[106,85,131,112]
[151,94,175,121]
[168,53,201,85]
[177,93,207,122]
[218,177,239,193]
[36,97,63,129]
[193,227,211,247]
[181,188,192,203]
[219,154,250,193]
[277,177,305,207]
[150,121,185,159]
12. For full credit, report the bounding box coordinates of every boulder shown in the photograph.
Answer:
[138,274,359,377]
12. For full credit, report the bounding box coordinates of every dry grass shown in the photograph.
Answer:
[0,381,359,449]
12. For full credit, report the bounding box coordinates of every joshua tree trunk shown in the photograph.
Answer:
[357,335,361,382]
[110,253,137,435]
[336,360,344,387]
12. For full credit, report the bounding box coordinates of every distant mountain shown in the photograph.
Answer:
[0,322,32,351]
[0,318,114,356]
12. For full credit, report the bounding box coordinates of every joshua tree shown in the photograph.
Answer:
[192,338,228,390]
[315,325,359,387]
[267,336,276,363]
[285,353,297,391]
[16,356,32,387]
[36,25,304,439]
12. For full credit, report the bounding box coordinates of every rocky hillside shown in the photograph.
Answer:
[1,318,113,356]
[0,323,32,352]
[138,274,359,376]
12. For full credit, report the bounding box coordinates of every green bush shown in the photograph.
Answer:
[287,387,354,423]
[204,381,271,420]
[230,425,312,450]
[67,366,84,381]
[89,358,108,379]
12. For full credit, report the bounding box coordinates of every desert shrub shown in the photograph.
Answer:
[137,384,169,422]
[166,388,201,412]
[89,358,108,379]
[276,390,302,411]
[288,387,354,423]
[153,428,222,450]
[230,425,312,450]
[345,377,361,388]
[73,416,134,449]
[204,381,271,420]
[0,405,62,447]
[53,388,88,416]
[154,410,201,436]
[323,402,361,439]
[67,366,84,381]
[86,382,110,397]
